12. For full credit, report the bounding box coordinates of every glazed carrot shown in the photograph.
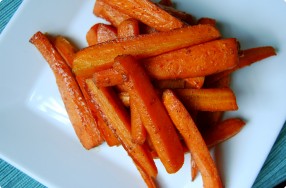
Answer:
[73,24,221,76]
[86,79,158,177]
[205,75,231,88]
[163,89,223,188]
[118,91,130,107]
[84,38,236,87]
[118,18,140,38]
[76,76,120,147]
[114,55,184,173]
[144,38,238,80]
[52,35,120,146]
[53,36,77,67]
[197,17,217,27]
[102,0,183,31]
[29,31,103,149]
[130,94,147,145]
[175,88,238,111]
[93,0,131,27]
[203,118,246,148]
[184,77,205,89]
[205,46,276,85]
[86,23,117,46]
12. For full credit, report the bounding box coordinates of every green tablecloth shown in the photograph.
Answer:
[0,0,285,187]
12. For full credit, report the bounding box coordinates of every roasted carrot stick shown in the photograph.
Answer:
[88,38,237,87]
[102,0,183,31]
[29,31,103,149]
[130,94,147,145]
[76,76,120,147]
[113,55,184,173]
[205,46,276,85]
[163,89,223,188]
[93,0,131,27]
[53,36,77,67]
[175,88,238,111]
[118,18,140,38]
[144,38,238,80]
[73,24,221,76]
[203,118,246,148]
[86,23,117,46]
[86,79,158,177]
[52,35,120,146]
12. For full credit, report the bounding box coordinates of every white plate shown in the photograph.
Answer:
[0,0,286,187]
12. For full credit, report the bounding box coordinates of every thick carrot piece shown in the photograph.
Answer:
[76,76,120,147]
[130,94,147,145]
[154,79,185,89]
[163,89,223,188]
[29,32,103,149]
[102,0,183,31]
[73,24,221,76]
[93,0,131,27]
[144,38,238,79]
[86,79,157,177]
[205,46,276,85]
[114,55,184,173]
[175,88,238,111]
[86,23,117,46]
[203,118,246,148]
[53,36,77,67]
[118,18,140,38]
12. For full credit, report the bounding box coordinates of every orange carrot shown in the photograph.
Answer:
[144,38,238,79]
[93,0,131,27]
[163,89,223,188]
[29,31,103,149]
[118,18,140,38]
[93,68,124,87]
[203,118,246,148]
[76,76,120,147]
[113,55,184,173]
[102,0,183,31]
[205,46,276,85]
[73,24,221,76]
[86,79,158,177]
[53,36,77,67]
[86,23,117,46]
[130,94,147,145]
[175,88,238,111]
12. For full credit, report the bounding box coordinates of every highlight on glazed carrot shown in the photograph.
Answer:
[86,23,117,46]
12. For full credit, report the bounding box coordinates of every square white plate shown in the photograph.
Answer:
[0,0,286,187]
